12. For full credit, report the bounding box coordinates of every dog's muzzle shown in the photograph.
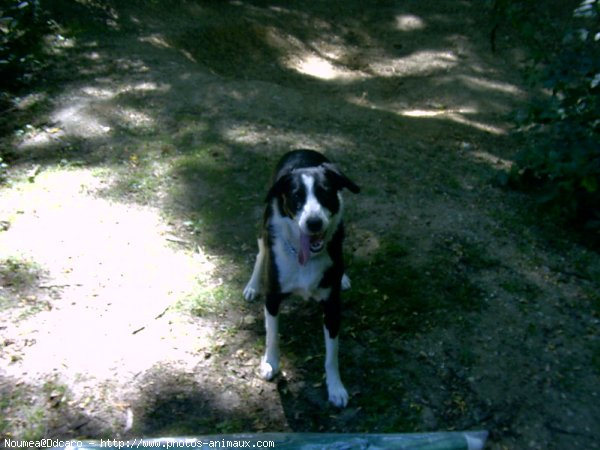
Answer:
[297,214,328,265]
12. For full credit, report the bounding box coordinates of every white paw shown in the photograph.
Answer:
[260,357,279,381]
[327,382,349,408]
[243,283,259,301]
[341,274,351,291]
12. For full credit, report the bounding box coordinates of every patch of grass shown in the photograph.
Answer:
[168,147,267,252]
[346,236,485,337]
[357,383,420,432]
[176,284,239,318]
[334,234,486,430]
[585,287,600,319]
[0,388,16,437]
[19,408,46,441]
[134,369,257,436]
[457,346,477,368]
[174,20,286,81]
[214,417,249,434]
[459,242,500,271]
[500,278,541,305]
[592,343,600,375]
[0,257,41,291]
[100,140,175,203]
[0,377,71,441]
[0,257,46,314]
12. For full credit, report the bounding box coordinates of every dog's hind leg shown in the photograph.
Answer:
[243,237,265,301]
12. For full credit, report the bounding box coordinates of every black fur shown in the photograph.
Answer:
[266,150,360,221]
[263,150,356,337]
[319,223,345,338]
[244,148,359,407]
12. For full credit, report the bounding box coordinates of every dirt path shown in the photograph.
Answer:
[1,1,599,448]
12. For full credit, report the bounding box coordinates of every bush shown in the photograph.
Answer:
[498,0,600,232]
[0,0,50,89]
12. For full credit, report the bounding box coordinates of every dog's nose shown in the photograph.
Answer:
[306,217,323,233]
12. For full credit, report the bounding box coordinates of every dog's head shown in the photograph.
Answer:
[266,162,360,265]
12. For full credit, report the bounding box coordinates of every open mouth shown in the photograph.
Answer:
[309,234,325,253]
[298,231,325,265]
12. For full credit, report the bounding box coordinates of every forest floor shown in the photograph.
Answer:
[1,1,599,449]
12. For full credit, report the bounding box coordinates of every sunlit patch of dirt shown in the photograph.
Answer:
[0,168,219,431]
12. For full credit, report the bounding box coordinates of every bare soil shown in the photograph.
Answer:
[1,1,599,449]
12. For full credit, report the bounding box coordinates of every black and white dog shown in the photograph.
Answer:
[243,149,359,407]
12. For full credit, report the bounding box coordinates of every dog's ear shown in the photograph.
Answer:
[265,173,292,202]
[323,163,360,194]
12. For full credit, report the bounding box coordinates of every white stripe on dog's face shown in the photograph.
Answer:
[298,174,329,235]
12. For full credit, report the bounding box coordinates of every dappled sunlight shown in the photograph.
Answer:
[346,96,508,135]
[268,20,450,82]
[401,107,508,134]
[286,53,365,81]
[369,50,458,77]
[222,122,353,150]
[399,106,478,118]
[81,86,119,99]
[140,34,197,63]
[14,92,48,111]
[458,75,525,96]
[72,0,120,29]
[48,34,77,50]
[50,97,113,139]
[15,124,67,148]
[115,107,155,130]
[81,81,168,99]
[17,81,170,146]
[268,23,367,82]
[140,34,172,50]
[0,169,215,383]
[284,46,457,81]
[444,112,507,135]
[44,33,78,61]
[469,150,514,171]
[395,14,426,32]
[112,57,151,74]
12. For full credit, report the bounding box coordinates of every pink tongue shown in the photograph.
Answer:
[299,233,311,266]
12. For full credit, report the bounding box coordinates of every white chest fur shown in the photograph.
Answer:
[269,199,333,301]
[273,240,332,300]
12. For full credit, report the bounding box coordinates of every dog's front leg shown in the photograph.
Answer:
[322,296,349,408]
[261,294,284,380]
[243,237,265,301]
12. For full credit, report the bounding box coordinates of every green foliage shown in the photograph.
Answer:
[0,0,51,89]
[498,0,600,232]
